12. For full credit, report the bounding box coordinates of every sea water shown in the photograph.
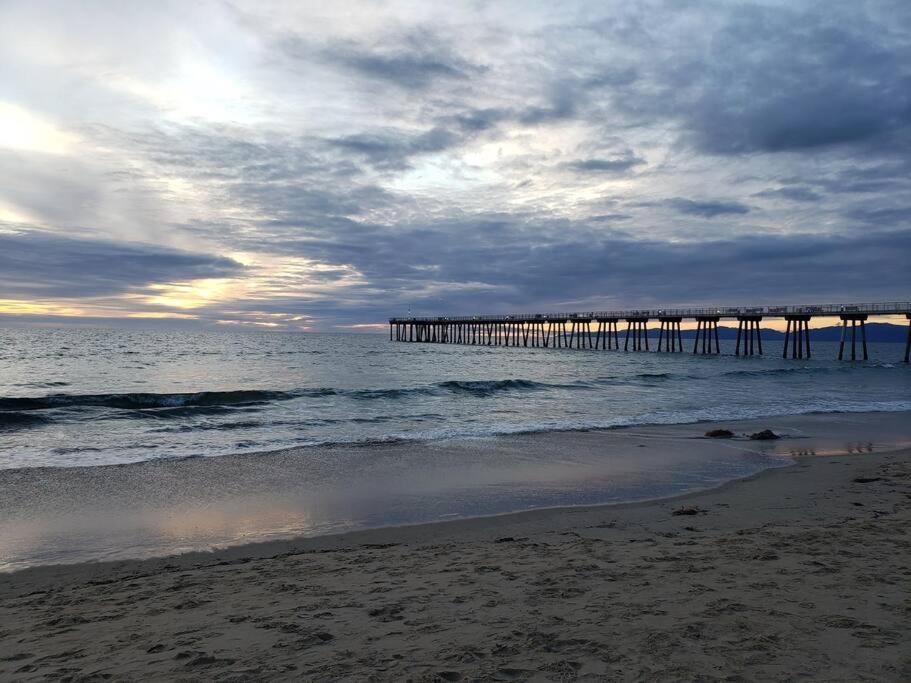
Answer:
[1,326,910,470]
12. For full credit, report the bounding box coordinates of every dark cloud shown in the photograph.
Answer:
[517,84,580,125]
[566,155,645,174]
[279,26,482,91]
[326,45,477,90]
[442,89,584,134]
[106,126,397,229]
[814,161,911,194]
[446,108,510,132]
[845,206,911,227]
[229,219,911,324]
[667,198,751,218]
[754,186,821,202]
[0,230,243,299]
[610,3,911,156]
[327,127,461,170]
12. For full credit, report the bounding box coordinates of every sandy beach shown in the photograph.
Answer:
[2,435,909,680]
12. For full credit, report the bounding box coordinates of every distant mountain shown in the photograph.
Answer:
[645,322,909,343]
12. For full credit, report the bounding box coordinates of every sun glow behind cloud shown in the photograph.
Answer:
[142,279,238,310]
[106,252,366,326]
[0,299,90,317]
[0,201,36,224]
[0,102,78,155]
[110,61,259,125]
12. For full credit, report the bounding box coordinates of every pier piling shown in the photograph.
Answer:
[595,318,620,349]
[624,317,649,351]
[783,315,812,359]
[735,316,763,356]
[906,314,911,363]
[693,316,720,354]
[838,314,869,361]
[657,317,683,352]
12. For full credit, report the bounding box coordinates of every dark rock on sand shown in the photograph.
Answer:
[749,429,780,441]
[672,506,703,516]
[705,429,734,438]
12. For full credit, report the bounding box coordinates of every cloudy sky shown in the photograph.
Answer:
[1,0,909,331]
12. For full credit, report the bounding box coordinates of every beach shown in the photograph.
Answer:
[4,0,911,678]
[2,429,909,680]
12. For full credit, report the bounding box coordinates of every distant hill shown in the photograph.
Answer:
[646,322,908,343]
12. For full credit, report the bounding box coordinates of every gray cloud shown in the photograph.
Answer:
[566,155,645,174]
[517,84,580,125]
[327,127,461,170]
[0,230,243,299]
[754,186,821,203]
[845,206,911,227]
[667,199,751,218]
[210,221,911,325]
[445,107,510,132]
[666,5,909,156]
[277,25,483,91]
[324,42,479,90]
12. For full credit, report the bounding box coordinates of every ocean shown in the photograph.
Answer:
[1,326,910,470]
[2,326,911,569]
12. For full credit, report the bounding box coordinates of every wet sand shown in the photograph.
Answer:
[1,436,909,679]
[3,410,910,571]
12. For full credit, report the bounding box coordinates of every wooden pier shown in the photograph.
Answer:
[390,302,911,362]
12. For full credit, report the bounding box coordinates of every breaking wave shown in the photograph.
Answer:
[0,389,307,411]
[0,411,50,431]
[0,378,584,415]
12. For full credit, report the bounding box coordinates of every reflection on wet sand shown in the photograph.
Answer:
[1,410,910,571]
[786,440,909,457]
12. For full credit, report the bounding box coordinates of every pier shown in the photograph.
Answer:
[390,302,911,362]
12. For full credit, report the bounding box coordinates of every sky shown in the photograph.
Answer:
[0,0,909,332]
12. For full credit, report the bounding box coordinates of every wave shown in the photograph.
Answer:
[0,411,50,431]
[149,420,265,433]
[717,366,836,379]
[0,389,307,412]
[130,399,911,458]
[436,379,557,396]
[0,379,580,414]
[587,372,672,385]
[348,387,434,400]
[105,405,258,420]
[3,361,905,425]
[347,379,579,399]
[709,364,900,379]
[10,381,71,389]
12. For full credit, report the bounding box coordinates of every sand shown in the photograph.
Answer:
[1,442,909,680]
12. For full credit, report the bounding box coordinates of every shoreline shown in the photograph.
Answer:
[2,443,908,679]
[2,410,911,572]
